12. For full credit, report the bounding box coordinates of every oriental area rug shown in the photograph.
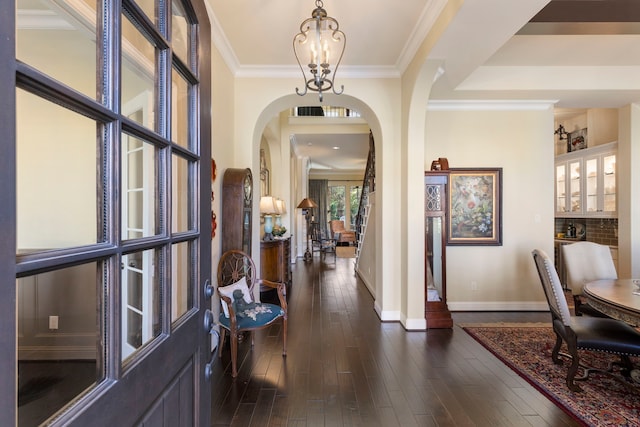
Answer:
[463,324,640,427]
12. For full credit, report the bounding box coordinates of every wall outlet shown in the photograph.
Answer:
[49,315,59,330]
[471,281,478,291]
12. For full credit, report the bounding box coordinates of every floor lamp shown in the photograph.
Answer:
[297,197,318,262]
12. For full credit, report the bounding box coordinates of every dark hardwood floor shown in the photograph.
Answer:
[209,255,581,427]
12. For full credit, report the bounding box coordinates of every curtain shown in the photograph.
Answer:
[309,179,329,238]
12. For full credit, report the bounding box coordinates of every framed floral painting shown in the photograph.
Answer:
[447,168,502,245]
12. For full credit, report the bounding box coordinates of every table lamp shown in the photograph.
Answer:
[260,196,278,241]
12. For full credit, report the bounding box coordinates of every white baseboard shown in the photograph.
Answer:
[374,305,401,322]
[403,317,427,330]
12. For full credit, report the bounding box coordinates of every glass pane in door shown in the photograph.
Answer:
[134,0,156,24]
[16,0,98,100]
[121,132,157,240]
[349,186,362,229]
[122,249,160,362]
[171,67,190,149]
[329,185,346,221]
[426,216,444,299]
[172,154,191,233]
[171,241,193,322]
[171,0,190,67]
[16,89,99,250]
[17,262,103,426]
[122,15,156,133]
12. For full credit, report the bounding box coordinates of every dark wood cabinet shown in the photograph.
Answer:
[221,168,253,256]
[424,171,453,329]
[260,237,291,288]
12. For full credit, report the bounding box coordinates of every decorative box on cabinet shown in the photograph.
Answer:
[555,142,617,218]
[260,237,291,291]
[424,171,453,329]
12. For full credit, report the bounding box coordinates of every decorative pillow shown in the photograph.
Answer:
[218,277,252,318]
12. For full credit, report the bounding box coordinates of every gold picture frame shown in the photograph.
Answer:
[447,168,502,246]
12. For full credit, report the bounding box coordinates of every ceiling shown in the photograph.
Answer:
[208,0,640,173]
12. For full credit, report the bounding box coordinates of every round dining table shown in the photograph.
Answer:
[583,279,640,326]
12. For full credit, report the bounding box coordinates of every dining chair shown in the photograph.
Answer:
[532,249,640,392]
[562,241,617,317]
[217,250,287,377]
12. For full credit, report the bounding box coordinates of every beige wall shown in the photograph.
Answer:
[425,107,554,310]
[229,76,403,313]
[554,108,619,156]
[210,42,236,270]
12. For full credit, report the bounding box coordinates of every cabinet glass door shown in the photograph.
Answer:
[603,153,616,213]
[569,160,581,213]
[555,164,566,213]
[585,157,598,213]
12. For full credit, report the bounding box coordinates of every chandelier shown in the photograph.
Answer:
[293,0,346,102]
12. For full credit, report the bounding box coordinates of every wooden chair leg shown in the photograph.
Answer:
[282,318,287,357]
[230,332,238,378]
[218,328,226,358]
[566,342,582,392]
[551,333,563,365]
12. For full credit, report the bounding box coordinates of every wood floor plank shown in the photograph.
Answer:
[209,256,575,426]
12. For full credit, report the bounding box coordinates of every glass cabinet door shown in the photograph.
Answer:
[584,157,598,213]
[554,142,616,218]
[555,163,566,214]
[569,160,582,213]
[602,153,616,214]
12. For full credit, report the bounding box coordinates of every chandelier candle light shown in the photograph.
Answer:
[293,0,346,102]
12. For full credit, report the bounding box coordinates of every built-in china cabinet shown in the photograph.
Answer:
[555,141,617,218]
[424,171,453,329]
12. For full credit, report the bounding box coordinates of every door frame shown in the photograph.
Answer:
[2,0,213,423]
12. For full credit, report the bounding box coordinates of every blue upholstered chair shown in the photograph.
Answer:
[217,250,287,377]
[532,249,640,392]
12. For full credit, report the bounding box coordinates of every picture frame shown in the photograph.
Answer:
[447,168,502,246]
[568,128,587,152]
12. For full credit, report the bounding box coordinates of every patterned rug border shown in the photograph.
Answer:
[458,322,549,328]
[462,324,640,426]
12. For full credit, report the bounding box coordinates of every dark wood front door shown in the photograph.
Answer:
[2,0,212,424]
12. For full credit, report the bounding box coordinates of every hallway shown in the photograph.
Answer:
[209,256,579,426]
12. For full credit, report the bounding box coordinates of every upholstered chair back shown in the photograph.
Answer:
[562,242,617,296]
[532,249,572,326]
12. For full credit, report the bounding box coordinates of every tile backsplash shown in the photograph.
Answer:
[554,218,618,246]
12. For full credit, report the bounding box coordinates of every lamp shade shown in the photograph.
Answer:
[260,196,277,214]
[275,199,287,214]
[296,197,318,209]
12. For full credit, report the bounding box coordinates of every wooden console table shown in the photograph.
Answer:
[260,237,291,289]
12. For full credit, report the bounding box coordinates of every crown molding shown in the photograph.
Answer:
[427,99,558,111]
[207,2,240,74]
[396,0,448,74]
